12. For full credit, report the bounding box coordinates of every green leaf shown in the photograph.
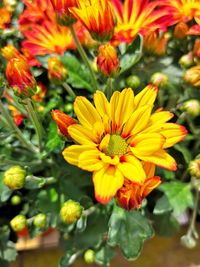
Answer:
[61,53,94,92]
[59,250,76,267]
[95,245,115,266]
[0,241,18,262]
[159,181,193,216]
[120,34,143,74]
[46,122,65,152]
[153,195,172,215]
[0,175,12,202]
[108,205,153,260]
[174,144,192,163]
[153,212,180,236]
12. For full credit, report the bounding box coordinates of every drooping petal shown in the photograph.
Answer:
[74,96,102,129]
[140,176,161,197]
[142,162,156,178]
[93,165,124,204]
[133,84,158,110]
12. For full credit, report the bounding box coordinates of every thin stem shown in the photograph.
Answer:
[69,25,98,91]
[0,158,41,166]
[106,77,113,100]
[24,98,44,151]
[187,189,199,239]
[0,100,38,153]
[63,83,76,100]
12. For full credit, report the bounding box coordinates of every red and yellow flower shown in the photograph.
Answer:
[48,56,68,83]
[50,0,77,25]
[1,44,21,60]
[0,7,11,29]
[69,0,115,41]
[143,31,169,56]
[111,0,172,44]
[63,86,187,204]
[117,163,161,210]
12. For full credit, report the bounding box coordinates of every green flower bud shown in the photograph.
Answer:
[189,159,200,179]
[179,53,193,68]
[33,213,47,229]
[126,75,141,88]
[10,215,27,232]
[150,72,168,87]
[181,100,200,117]
[11,195,22,206]
[60,200,82,224]
[3,166,26,190]
[64,103,73,113]
[84,249,95,264]
[181,235,196,249]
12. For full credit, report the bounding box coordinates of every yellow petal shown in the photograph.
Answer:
[160,123,187,148]
[134,85,158,110]
[93,165,124,204]
[150,111,174,124]
[99,153,119,165]
[68,124,99,145]
[137,150,177,171]
[118,155,146,184]
[130,133,165,157]
[74,96,102,129]
[122,105,152,138]
[94,90,110,118]
[78,149,104,171]
[62,145,92,166]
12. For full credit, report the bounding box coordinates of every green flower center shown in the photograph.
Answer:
[106,134,128,157]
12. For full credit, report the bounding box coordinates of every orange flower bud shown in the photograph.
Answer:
[48,57,68,84]
[184,65,200,86]
[150,72,168,87]
[193,39,200,58]
[97,44,119,77]
[0,7,11,29]
[6,56,37,98]
[1,44,21,60]
[50,0,77,26]
[117,176,161,210]
[144,31,168,56]
[51,110,77,136]
[174,22,189,39]
[69,0,115,42]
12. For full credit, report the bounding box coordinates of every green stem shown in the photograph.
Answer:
[69,25,98,91]
[0,100,38,153]
[0,158,41,166]
[187,189,199,239]
[106,78,113,100]
[24,98,44,151]
[63,83,76,100]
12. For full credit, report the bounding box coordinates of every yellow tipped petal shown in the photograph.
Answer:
[118,155,146,184]
[122,105,152,138]
[68,124,99,145]
[62,145,92,166]
[93,166,124,204]
[74,96,102,129]
[134,84,158,110]
[160,123,188,148]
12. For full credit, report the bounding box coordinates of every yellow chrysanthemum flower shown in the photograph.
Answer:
[63,85,187,204]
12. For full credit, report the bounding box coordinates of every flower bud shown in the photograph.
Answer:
[174,22,189,39]
[126,75,141,88]
[3,166,26,190]
[10,215,27,232]
[6,56,37,98]
[184,65,200,86]
[50,0,77,26]
[0,7,11,30]
[1,44,21,60]
[33,213,47,229]
[179,52,194,68]
[181,100,200,117]
[143,31,169,56]
[51,110,77,136]
[189,159,200,178]
[11,195,22,206]
[48,57,68,84]
[3,0,17,12]
[181,235,196,249]
[60,200,82,224]
[97,44,120,77]
[150,72,168,87]
[193,40,200,58]
[84,249,95,264]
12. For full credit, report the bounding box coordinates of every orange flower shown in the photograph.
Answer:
[143,31,169,56]
[50,0,77,25]
[48,56,68,83]
[69,0,115,41]
[97,44,120,77]
[1,44,21,60]
[0,7,11,29]
[111,0,172,44]
[187,24,200,35]
[6,56,37,98]
[51,110,77,136]
[193,39,200,57]
[174,22,189,38]
[117,163,161,210]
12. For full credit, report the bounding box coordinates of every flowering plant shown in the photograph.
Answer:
[0,0,200,265]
